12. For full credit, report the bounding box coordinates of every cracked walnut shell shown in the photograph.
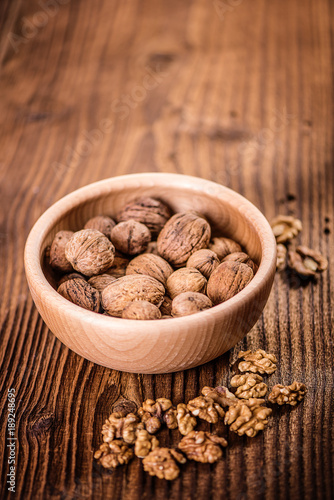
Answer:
[268,381,307,406]
[101,275,165,317]
[171,292,212,317]
[207,261,253,305]
[65,229,115,276]
[157,212,211,267]
[224,399,272,437]
[238,349,277,375]
[187,396,225,424]
[126,253,173,286]
[143,447,186,480]
[121,300,162,320]
[167,267,207,299]
[116,197,172,236]
[178,431,227,463]
[94,440,134,469]
[186,249,220,279]
[111,220,151,255]
[271,215,302,244]
[57,278,100,312]
[230,373,268,399]
[49,230,74,273]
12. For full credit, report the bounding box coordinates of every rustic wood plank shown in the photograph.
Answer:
[0,0,333,498]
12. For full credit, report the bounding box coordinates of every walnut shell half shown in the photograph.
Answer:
[102,275,165,317]
[157,212,211,267]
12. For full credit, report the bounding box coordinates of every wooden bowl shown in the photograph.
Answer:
[24,173,276,374]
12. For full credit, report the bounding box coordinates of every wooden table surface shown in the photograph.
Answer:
[0,0,333,498]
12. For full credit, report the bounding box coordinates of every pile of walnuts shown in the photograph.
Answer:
[94,348,307,480]
[48,197,258,319]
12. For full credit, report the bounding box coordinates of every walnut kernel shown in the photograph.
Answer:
[268,381,307,406]
[178,431,227,463]
[230,373,268,399]
[238,349,277,375]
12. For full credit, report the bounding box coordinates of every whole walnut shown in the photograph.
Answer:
[111,220,151,255]
[207,261,253,304]
[84,215,116,239]
[88,274,117,292]
[58,272,85,286]
[122,300,162,320]
[208,237,242,260]
[49,230,74,273]
[167,268,207,299]
[186,249,220,279]
[222,252,258,274]
[116,197,172,236]
[65,229,115,277]
[171,292,212,317]
[126,253,173,286]
[157,212,211,267]
[102,275,165,317]
[105,251,129,278]
[57,278,100,312]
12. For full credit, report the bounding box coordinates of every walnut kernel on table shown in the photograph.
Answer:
[186,249,220,279]
[208,236,242,260]
[271,215,302,243]
[167,268,207,299]
[57,278,100,312]
[276,243,287,271]
[171,292,212,317]
[111,220,151,255]
[157,212,211,267]
[288,245,328,277]
[138,398,177,434]
[201,386,238,407]
[187,396,225,424]
[178,431,228,463]
[102,412,141,445]
[142,447,186,480]
[84,215,116,239]
[224,399,272,437]
[268,381,307,406]
[49,230,74,273]
[101,275,165,317]
[116,196,172,236]
[207,261,253,305]
[126,253,173,285]
[176,404,197,435]
[134,428,159,458]
[122,300,162,320]
[65,229,115,276]
[238,349,277,375]
[230,373,268,399]
[94,440,134,469]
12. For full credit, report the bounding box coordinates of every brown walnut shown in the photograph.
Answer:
[167,268,207,299]
[121,300,162,320]
[222,252,258,274]
[207,261,253,304]
[126,253,173,285]
[58,272,86,286]
[105,251,129,278]
[201,386,238,407]
[49,230,74,273]
[65,229,115,276]
[171,292,212,317]
[288,245,328,277]
[138,398,177,434]
[186,249,220,278]
[208,237,242,260]
[178,431,227,463]
[102,275,165,317]
[157,212,211,267]
[111,220,151,255]
[84,215,116,239]
[160,295,173,316]
[88,274,117,292]
[116,197,172,236]
[57,278,100,312]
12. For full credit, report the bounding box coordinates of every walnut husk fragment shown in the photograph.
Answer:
[157,212,211,267]
[126,253,173,285]
[111,220,151,255]
[84,215,116,239]
[186,249,220,278]
[207,261,253,304]
[122,300,162,320]
[116,197,172,236]
[208,237,242,260]
[178,431,227,463]
[268,381,307,406]
[57,278,100,312]
[49,230,74,273]
[101,275,165,317]
[230,373,268,399]
[167,268,207,299]
[238,349,277,375]
[171,292,212,317]
[142,447,186,480]
[65,229,115,276]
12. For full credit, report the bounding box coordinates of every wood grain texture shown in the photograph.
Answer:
[0,0,333,498]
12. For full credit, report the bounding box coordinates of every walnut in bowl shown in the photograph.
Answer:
[24,173,276,373]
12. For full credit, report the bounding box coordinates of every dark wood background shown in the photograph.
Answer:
[0,0,333,498]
